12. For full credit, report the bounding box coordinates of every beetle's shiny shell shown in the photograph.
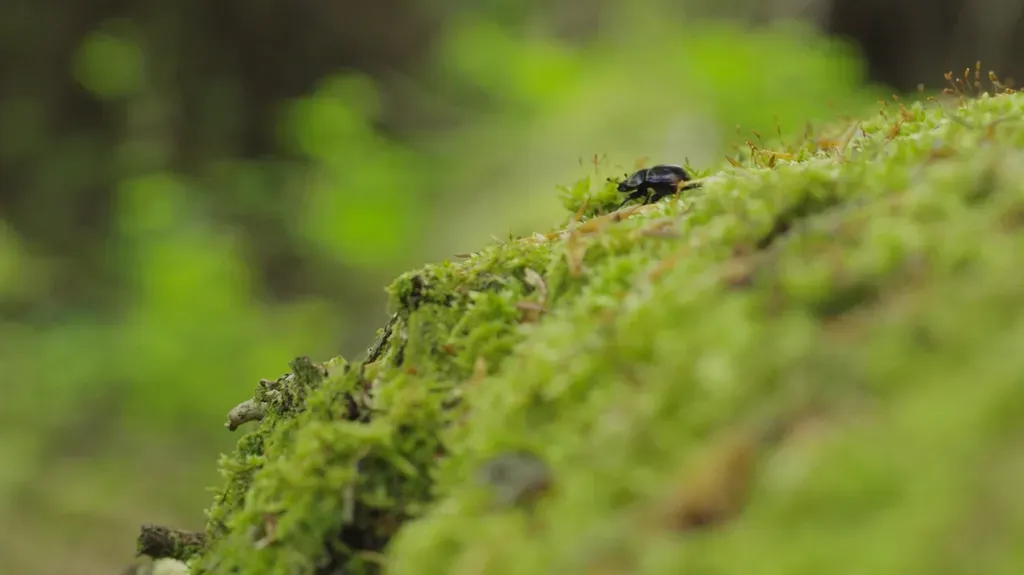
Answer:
[644,164,689,184]
[617,164,691,192]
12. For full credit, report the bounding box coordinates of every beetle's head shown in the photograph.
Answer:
[621,168,647,190]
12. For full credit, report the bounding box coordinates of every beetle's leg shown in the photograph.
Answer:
[635,185,653,205]
[656,181,701,203]
[617,189,646,209]
[644,185,667,205]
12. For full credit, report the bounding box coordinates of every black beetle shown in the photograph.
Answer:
[610,164,700,209]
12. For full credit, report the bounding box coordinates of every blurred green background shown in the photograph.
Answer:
[1,0,1021,572]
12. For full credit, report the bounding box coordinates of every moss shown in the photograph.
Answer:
[185,86,1024,575]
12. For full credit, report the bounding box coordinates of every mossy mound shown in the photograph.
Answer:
[179,88,1024,575]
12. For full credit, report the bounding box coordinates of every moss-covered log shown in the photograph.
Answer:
[159,86,1024,574]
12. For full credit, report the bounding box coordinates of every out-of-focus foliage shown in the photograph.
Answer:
[0,5,885,573]
[73,22,147,101]
[285,74,430,268]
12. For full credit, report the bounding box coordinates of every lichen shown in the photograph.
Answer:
[137,525,207,562]
[178,83,1024,575]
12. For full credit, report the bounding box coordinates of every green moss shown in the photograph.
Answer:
[189,89,1024,575]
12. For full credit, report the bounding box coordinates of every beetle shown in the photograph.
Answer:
[610,164,700,209]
